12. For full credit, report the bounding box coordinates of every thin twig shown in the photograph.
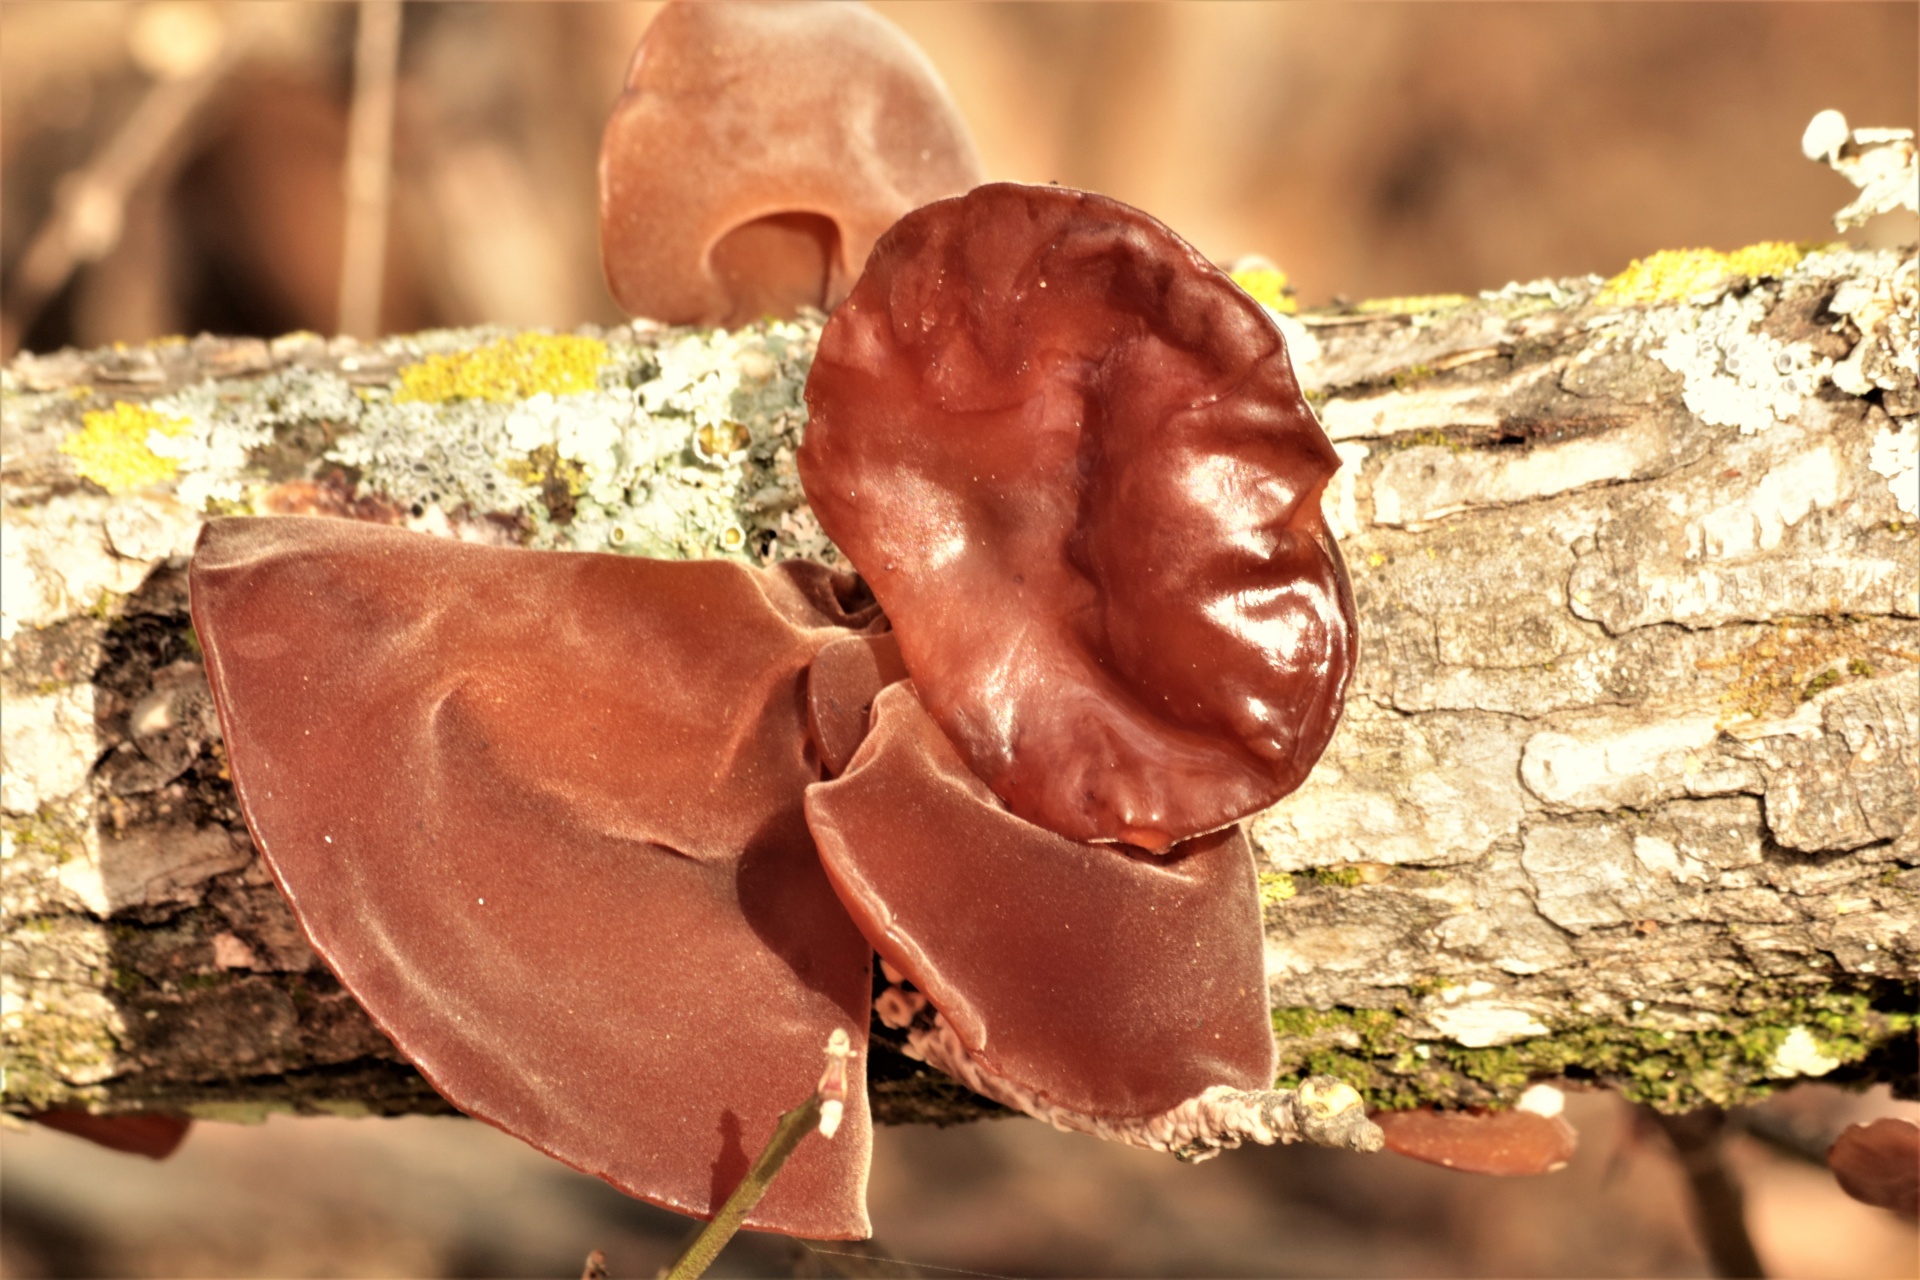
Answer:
[1,13,249,351]
[664,1029,854,1280]
[1649,1106,1767,1279]
[336,0,404,339]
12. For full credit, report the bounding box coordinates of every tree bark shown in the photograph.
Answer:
[3,244,1915,1127]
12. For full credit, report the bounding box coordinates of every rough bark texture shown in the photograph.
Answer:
[3,243,1915,1130]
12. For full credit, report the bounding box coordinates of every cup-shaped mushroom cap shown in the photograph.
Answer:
[806,684,1277,1120]
[799,183,1357,851]
[600,0,983,328]
[190,517,875,1241]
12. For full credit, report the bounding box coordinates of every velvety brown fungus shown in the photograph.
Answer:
[800,182,1356,850]
[190,517,875,1240]
[806,683,1277,1120]
[599,0,983,327]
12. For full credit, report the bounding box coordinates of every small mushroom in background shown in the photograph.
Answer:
[1827,1116,1920,1220]
[32,1111,193,1160]
[599,0,983,328]
[1370,1086,1580,1177]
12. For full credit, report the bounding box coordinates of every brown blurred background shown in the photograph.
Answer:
[3,3,1917,1277]
[3,1,1915,356]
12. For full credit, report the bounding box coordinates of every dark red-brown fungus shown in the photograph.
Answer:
[807,683,1276,1120]
[34,1111,192,1160]
[190,517,877,1240]
[599,0,983,327]
[799,182,1356,851]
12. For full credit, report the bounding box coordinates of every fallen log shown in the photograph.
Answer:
[3,231,1914,1129]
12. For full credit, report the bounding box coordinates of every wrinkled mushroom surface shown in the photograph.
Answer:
[800,182,1356,850]
[807,683,1276,1120]
[600,0,983,327]
[190,517,875,1240]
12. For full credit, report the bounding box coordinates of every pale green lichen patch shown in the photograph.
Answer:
[1598,241,1813,306]
[1271,984,1913,1113]
[58,402,190,493]
[331,320,835,565]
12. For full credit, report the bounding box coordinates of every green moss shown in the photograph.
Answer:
[392,333,607,404]
[2,808,90,867]
[1257,871,1297,909]
[1390,363,1436,390]
[1270,983,1913,1113]
[186,1100,285,1124]
[1310,866,1367,888]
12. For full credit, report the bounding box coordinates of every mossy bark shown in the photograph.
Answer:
[4,245,1915,1126]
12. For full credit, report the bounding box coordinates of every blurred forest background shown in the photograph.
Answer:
[3,1,1916,355]
[3,2,1917,1277]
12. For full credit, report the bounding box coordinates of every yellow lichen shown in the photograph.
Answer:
[1231,266,1299,314]
[1598,241,1813,306]
[1354,294,1472,315]
[392,333,608,404]
[58,401,190,493]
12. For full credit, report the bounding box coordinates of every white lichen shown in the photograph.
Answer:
[1642,287,1830,435]
[1867,420,1918,516]
[1,686,97,814]
[1766,1024,1841,1079]
[1802,109,1918,230]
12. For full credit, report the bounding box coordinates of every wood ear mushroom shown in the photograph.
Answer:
[190,180,1368,1239]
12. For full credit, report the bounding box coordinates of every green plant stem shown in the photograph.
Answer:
[663,1093,826,1280]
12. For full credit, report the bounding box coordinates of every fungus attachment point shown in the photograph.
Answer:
[807,683,1276,1122]
[800,183,1356,849]
[190,518,874,1240]
[599,0,983,327]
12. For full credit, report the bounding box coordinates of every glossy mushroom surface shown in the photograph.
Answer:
[190,517,874,1240]
[800,182,1356,850]
[806,683,1276,1120]
[599,0,983,327]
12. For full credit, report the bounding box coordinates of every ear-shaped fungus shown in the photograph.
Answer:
[798,183,1356,851]
[599,0,983,328]
[189,517,876,1240]
[807,684,1277,1131]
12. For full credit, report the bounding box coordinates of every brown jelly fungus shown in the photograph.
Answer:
[191,517,875,1239]
[800,182,1356,851]
[600,0,982,327]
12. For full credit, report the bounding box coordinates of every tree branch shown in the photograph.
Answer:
[4,241,1914,1125]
